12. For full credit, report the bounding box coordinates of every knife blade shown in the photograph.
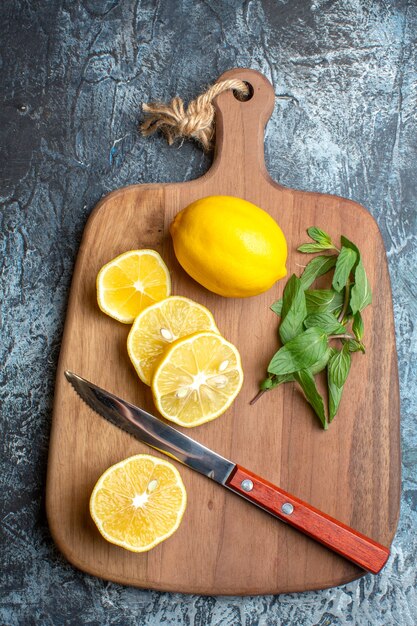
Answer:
[65,370,390,574]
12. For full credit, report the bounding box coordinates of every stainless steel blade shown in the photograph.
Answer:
[65,371,235,484]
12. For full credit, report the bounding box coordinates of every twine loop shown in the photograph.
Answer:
[140,78,250,151]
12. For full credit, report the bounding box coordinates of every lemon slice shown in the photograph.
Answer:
[90,454,187,552]
[97,250,171,323]
[127,296,220,386]
[152,331,243,427]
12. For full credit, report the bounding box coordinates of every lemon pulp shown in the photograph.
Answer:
[151,331,243,427]
[97,249,171,323]
[127,296,220,385]
[90,454,187,552]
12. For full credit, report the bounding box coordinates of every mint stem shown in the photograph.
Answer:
[250,389,268,405]
[328,333,354,340]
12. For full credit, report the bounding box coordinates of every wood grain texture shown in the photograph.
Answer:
[227,465,390,575]
[46,68,400,595]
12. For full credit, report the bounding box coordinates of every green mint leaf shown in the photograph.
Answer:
[350,259,372,314]
[328,343,351,388]
[298,243,333,253]
[294,369,327,429]
[273,258,339,316]
[270,298,282,317]
[260,373,294,390]
[352,311,364,340]
[280,275,303,320]
[339,237,371,314]
[268,327,328,375]
[346,339,366,353]
[332,246,357,292]
[310,348,332,375]
[307,227,334,247]
[304,313,346,335]
[327,346,347,421]
[279,275,307,344]
[305,289,344,315]
[300,255,337,289]
[328,372,343,421]
[340,236,361,270]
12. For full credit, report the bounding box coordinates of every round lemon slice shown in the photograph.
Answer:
[90,454,187,553]
[97,250,171,324]
[151,331,243,427]
[127,296,220,385]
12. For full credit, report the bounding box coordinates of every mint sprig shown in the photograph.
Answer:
[254,228,372,428]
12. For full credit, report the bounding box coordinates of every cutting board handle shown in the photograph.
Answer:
[210,68,279,187]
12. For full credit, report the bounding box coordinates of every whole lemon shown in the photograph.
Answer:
[170,195,287,297]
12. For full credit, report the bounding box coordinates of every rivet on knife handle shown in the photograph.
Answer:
[227,465,390,574]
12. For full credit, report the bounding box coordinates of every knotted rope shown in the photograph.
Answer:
[140,78,250,151]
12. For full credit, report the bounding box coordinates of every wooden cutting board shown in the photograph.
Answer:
[46,68,400,595]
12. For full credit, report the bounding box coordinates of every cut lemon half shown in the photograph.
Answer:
[151,331,243,427]
[97,250,171,323]
[127,296,220,386]
[89,454,187,553]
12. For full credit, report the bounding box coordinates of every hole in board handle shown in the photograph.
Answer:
[233,81,254,102]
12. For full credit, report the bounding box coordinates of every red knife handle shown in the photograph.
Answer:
[226,465,390,574]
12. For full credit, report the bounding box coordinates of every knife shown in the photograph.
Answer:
[65,370,389,574]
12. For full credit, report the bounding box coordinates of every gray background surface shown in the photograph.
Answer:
[1,1,416,624]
